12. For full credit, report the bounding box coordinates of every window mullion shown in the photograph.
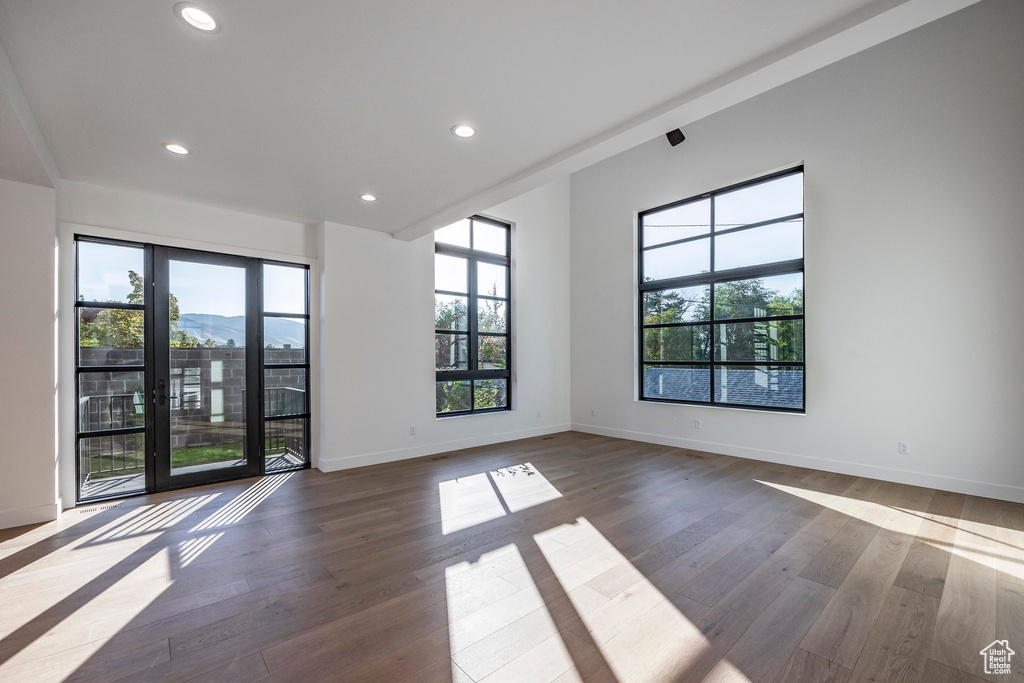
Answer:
[468,255,478,372]
[709,195,717,406]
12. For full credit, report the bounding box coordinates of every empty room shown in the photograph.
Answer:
[1,0,1022,681]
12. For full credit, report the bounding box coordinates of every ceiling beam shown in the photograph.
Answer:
[0,36,60,189]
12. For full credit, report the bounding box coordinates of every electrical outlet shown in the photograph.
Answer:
[589,408,596,417]
[694,419,702,430]
[898,441,910,454]
[410,425,416,436]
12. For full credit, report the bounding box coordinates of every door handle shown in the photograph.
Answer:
[157,380,177,406]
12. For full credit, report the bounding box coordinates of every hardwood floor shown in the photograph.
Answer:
[0,431,1022,682]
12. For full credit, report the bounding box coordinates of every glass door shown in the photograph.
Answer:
[75,237,311,502]
[152,247,260,491]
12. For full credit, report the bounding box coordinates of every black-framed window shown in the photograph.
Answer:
[262,261,311,472]
[435,216,511,416]
[75,238,150,500]
[638,167,804,412]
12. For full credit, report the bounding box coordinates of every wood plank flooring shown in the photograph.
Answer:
[1,431,1022,682]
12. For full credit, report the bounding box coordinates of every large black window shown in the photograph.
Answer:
[638,167,804,411]
[435,216,511,416]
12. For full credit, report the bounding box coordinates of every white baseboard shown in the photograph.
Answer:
[0,503,60,530]
[572,423,1024,504]
[318,423,573,472]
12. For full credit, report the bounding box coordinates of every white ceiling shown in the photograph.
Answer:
[0,0,978,239]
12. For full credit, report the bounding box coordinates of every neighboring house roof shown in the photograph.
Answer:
[643,366,803,409]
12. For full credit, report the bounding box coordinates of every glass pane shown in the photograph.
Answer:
[642,238,710,282]
[715,320,804,362]
[715,274,804,320]
[715,173,802,229]
[478,299,506,333]
[473,220,507,255]
[435,294,468,331]
[715,365,803,410]
[477,262,508,298]
[643,326,710,362]
[436,333,468,370]
[643,365,710,402]
[435,254,468,293]
[643,199,710,247]
[642,285,709,324]
[77,241,145,304]
[437,381,471,413]
[79,433,146,500]
[263,264,306,315]
[435,219,471,248]
[265,368,307,417]
[474,379,507,409]
[78,371,146,432]
[78,307,144,366]
[265,418,307,472]
[714,219,802,271]
[264,317,306,364]
[169,259,247,475]
[479,335,507,369]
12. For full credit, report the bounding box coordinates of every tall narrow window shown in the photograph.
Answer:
[638,167,805,411]
[75,238,149,500]
[262,262,311,471]
[435,216,511,416]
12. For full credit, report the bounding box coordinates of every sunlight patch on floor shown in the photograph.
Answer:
[758,480,1024,577]
[0,473,298,681]
[192,471,294,531]
[535,517,709,682]
[0,547,172,678]
[177,532,225,568]
[944,511,1024,581]
[445,544,578,682]
[89,494,220,543]
[488,463,562,513]
[439,473,507,535]
[439,464,563,535]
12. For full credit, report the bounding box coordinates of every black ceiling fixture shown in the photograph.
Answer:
[666,128,686,147]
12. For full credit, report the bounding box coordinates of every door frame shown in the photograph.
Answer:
[63,224,318,508]
[151,245,263,492]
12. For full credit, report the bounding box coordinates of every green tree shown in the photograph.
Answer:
[642,285,708,362]
[80,270,202,348]
[696,280,804,362]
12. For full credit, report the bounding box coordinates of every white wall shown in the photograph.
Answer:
[319,177,571,471]
[59,180,317,259]
[0,178,58,527]
[55,180,319,508]
[570,0,1024,502]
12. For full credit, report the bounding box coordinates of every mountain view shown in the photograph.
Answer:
[177,314,305,348]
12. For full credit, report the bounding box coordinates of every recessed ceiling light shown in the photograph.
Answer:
[174,3,220,32]
[451,124,476,138]
[164,143,190,155]
[360,194,377,202]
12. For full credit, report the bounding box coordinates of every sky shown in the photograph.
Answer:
[77,241,306,317]
[435,172,804,295]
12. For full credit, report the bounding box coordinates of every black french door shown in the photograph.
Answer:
[75,236,310,502]
[151,246,261,491]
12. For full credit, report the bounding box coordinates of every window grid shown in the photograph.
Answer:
[435,216,511,416]
[638,167,805,412]
[261,261,311,473]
